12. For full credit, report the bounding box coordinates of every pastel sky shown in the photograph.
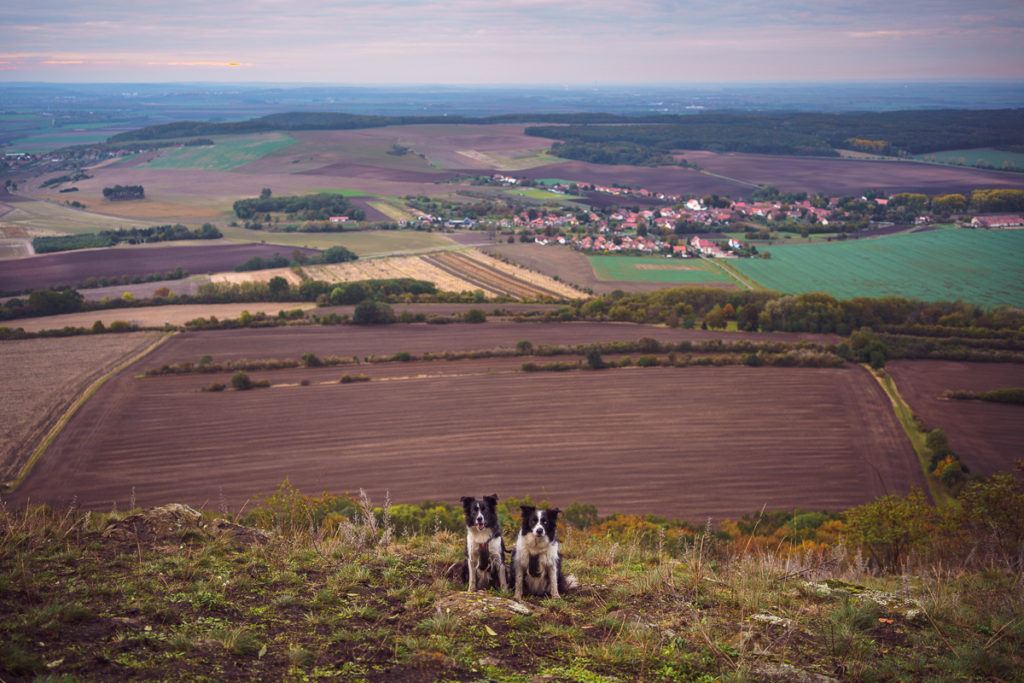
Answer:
[3,0,1023,83]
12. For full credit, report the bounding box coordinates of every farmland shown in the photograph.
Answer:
[0,331,163,482]
[6,322,916,522]
[914,147,1024,171]
[588,254,735,285]
[0,243,320,293]
[137,133,298,171]
[885,360,1024,477]
[731,229,1024,308]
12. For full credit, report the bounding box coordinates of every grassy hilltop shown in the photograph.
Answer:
[2,476,1022,682]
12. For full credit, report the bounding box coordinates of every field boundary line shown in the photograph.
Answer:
[4,331,177,493]
[865,365,952,507]
[702,256,758,291]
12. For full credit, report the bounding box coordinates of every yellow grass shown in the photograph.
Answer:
[1,199,162,236]
[0,331,164,483]
[6,333,173,491]
[460,248,586,298]
[6,303,316,333]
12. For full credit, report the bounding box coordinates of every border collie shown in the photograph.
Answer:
[512,505,576,600]
[460,494,508,592]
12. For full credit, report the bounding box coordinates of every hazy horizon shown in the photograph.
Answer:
[4,1,1023,84]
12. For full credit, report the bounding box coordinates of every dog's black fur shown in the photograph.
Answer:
[459,494,508,592]
[511,505,573,600]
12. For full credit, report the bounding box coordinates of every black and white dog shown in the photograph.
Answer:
[460,494,508,592]
[512,505,576,600]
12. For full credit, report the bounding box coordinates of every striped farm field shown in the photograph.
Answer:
[589,255,733,284]
[6,323,918,521]
[731,229,1024,308]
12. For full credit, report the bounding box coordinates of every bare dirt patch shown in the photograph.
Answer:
[0,242,319,292]
[10,351,918,521]
[674,150,1024,197]
[0,331,162,482]
[886,360,1024,476]
[8,322,885,522]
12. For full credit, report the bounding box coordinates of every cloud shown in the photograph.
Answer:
[1,0,1022,82]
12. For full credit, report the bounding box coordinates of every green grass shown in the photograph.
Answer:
[914,147,1024,171]
[141,134,297,171]
[731,229,1024,308]
[1,496,1021,681]
[311,188,377,197]
[588,255,732,283]
[502,188,584,201]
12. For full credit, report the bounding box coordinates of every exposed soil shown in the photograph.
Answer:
[676,150,1024,197]
[0,331,163,481]
[0,242,319,292]
[7,322,913,523]
[886,360,1024,476]
[482,242,737,294]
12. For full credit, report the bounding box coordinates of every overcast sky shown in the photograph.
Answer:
[3,0,1023,83]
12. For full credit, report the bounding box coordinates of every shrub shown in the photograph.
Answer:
[301,352,323,367]
[463,308,487,323]
[339,374,371,384]
[845,489,935,571]
[353,300,396,325]
[204,382,226,392]
[585,346,604,370]
[230,372,253,391]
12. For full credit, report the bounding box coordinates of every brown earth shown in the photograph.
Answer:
[0,331,163,482]
[0,242,319,292]
[885,360,1024,476]
[5,322,915,523]
[677,150,1024,197]
[482,242,731,294]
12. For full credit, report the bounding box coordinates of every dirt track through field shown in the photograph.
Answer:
[886,360,1024,477]
[8,323,918,522]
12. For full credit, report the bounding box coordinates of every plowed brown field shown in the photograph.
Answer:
[8,323,919,521]
[886,360,1024,476]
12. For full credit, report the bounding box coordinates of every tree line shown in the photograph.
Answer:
[32,223,221,254]
[102,184,145,201]
[106,109,1024,158]
[233,193,365,222]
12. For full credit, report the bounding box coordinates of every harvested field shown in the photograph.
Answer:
[8,322,917,520]
[299,255,479,293]
[7,303,317,333]
[517,161,746,197]
[677,150,1024,197]
[0,243,320,292]
[886,360,1024,477]
[422,250,580,299]
[483,242,697,294]
[0,331,162,482]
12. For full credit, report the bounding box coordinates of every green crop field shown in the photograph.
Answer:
[141,134,297,171]
[503,188,583,201]
[730,229,1024,308]
[589,255,733,283]
[914,147,1024,171]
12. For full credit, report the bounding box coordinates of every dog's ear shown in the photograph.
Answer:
[549,508,561,522]
[520,504,535,517]
[485,494,498,505]
[460,496,474,510]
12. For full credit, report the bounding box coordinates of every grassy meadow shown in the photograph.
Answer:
[589,255,734,284]
[140,134,297,171]
[914,147,1024,171]
[1,485,1022,681]
[731,229,1024,308]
